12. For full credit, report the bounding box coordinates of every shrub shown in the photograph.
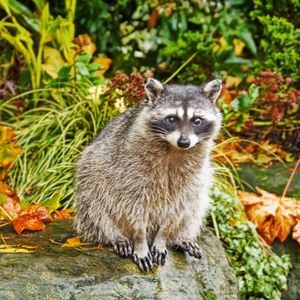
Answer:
[251,0,300,80]
[211,188,291,300]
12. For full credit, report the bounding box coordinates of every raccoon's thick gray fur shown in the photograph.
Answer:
[75,78,222,272]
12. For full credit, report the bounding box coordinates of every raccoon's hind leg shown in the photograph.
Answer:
[170,215,203,259]
[171,241,202,259]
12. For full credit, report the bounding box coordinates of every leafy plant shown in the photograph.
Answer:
[0,0,76,89]
[251,1,300,80]
[211,187,291,300]
[1,82,120,208]
[219,84,259,131]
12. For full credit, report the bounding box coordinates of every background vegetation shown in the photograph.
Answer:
[1,1,299,299]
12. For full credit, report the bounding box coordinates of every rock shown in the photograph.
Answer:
[237,163,300,199]
[0,220,238,300]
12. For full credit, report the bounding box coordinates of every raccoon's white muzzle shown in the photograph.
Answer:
[166,131,199,150]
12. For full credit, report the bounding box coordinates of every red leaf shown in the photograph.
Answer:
[13,214,45,234]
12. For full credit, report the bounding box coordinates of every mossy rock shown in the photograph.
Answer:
[0,220,238,300]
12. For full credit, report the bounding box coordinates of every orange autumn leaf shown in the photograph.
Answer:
[13,214,46,234]
[147,9,158,28]
[94,57,112,77]
[239,187,299,244]
[73,34,96,56]
[52,208,74,220]
[19,204,53,222]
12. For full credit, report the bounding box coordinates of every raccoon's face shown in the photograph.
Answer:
[144,78,222,150]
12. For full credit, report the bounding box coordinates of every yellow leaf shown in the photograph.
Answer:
[233,38,245,56]
[42,47,66,78]
[62,236,82,248]
[94,57,112,77]
[213,36,230,52]
[225,76,242,88]
[0,245,34,253]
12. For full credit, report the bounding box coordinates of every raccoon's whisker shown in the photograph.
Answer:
[151,126,168,134]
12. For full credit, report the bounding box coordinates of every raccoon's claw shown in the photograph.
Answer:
[173,241,203,259]
[151,246,168,265]
[113,240,133,258]
[182,241,202,259]
[133,252,153,272]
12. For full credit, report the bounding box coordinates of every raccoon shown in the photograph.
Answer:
[75,78,222,272]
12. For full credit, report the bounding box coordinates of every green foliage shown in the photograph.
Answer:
[0,0,76,89]
[211,188,291,300]
[220,84,259,131]
[75,1,256,83]
[0,82,119,208]
[159,2,256,83]
[251,0,300,80]
[50,52,105,88]
[75,0,134,54]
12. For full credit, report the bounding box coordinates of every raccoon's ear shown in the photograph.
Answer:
[144,78,164,103]
[203,79,222,104]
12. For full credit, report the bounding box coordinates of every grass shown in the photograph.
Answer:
[1,83,119,208]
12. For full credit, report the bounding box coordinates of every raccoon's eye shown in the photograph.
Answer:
[192,117,203,126]
[165,116,178,124]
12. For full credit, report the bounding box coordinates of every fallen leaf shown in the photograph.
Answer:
[239,187,299,244]
[52,208,74,220]
[62,236,82,248]
[0,246,34,253]
[292,219,300,245]
[13,214,46,234]
[19,204,53,222]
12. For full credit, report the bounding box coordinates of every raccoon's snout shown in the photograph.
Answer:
[177,137,190,149]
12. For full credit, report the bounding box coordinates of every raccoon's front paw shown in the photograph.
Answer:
[113,240,133,258]
[173,241,203,259]
[151,246,168,266]
[133,252,153,272]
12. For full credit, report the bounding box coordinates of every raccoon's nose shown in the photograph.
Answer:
[177,137,190,149]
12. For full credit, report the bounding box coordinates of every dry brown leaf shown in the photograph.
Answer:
[239,187,299,244]
[292,219,300,245]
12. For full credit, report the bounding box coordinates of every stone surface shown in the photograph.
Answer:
[0,220,238,300]
[237,163,300,198]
